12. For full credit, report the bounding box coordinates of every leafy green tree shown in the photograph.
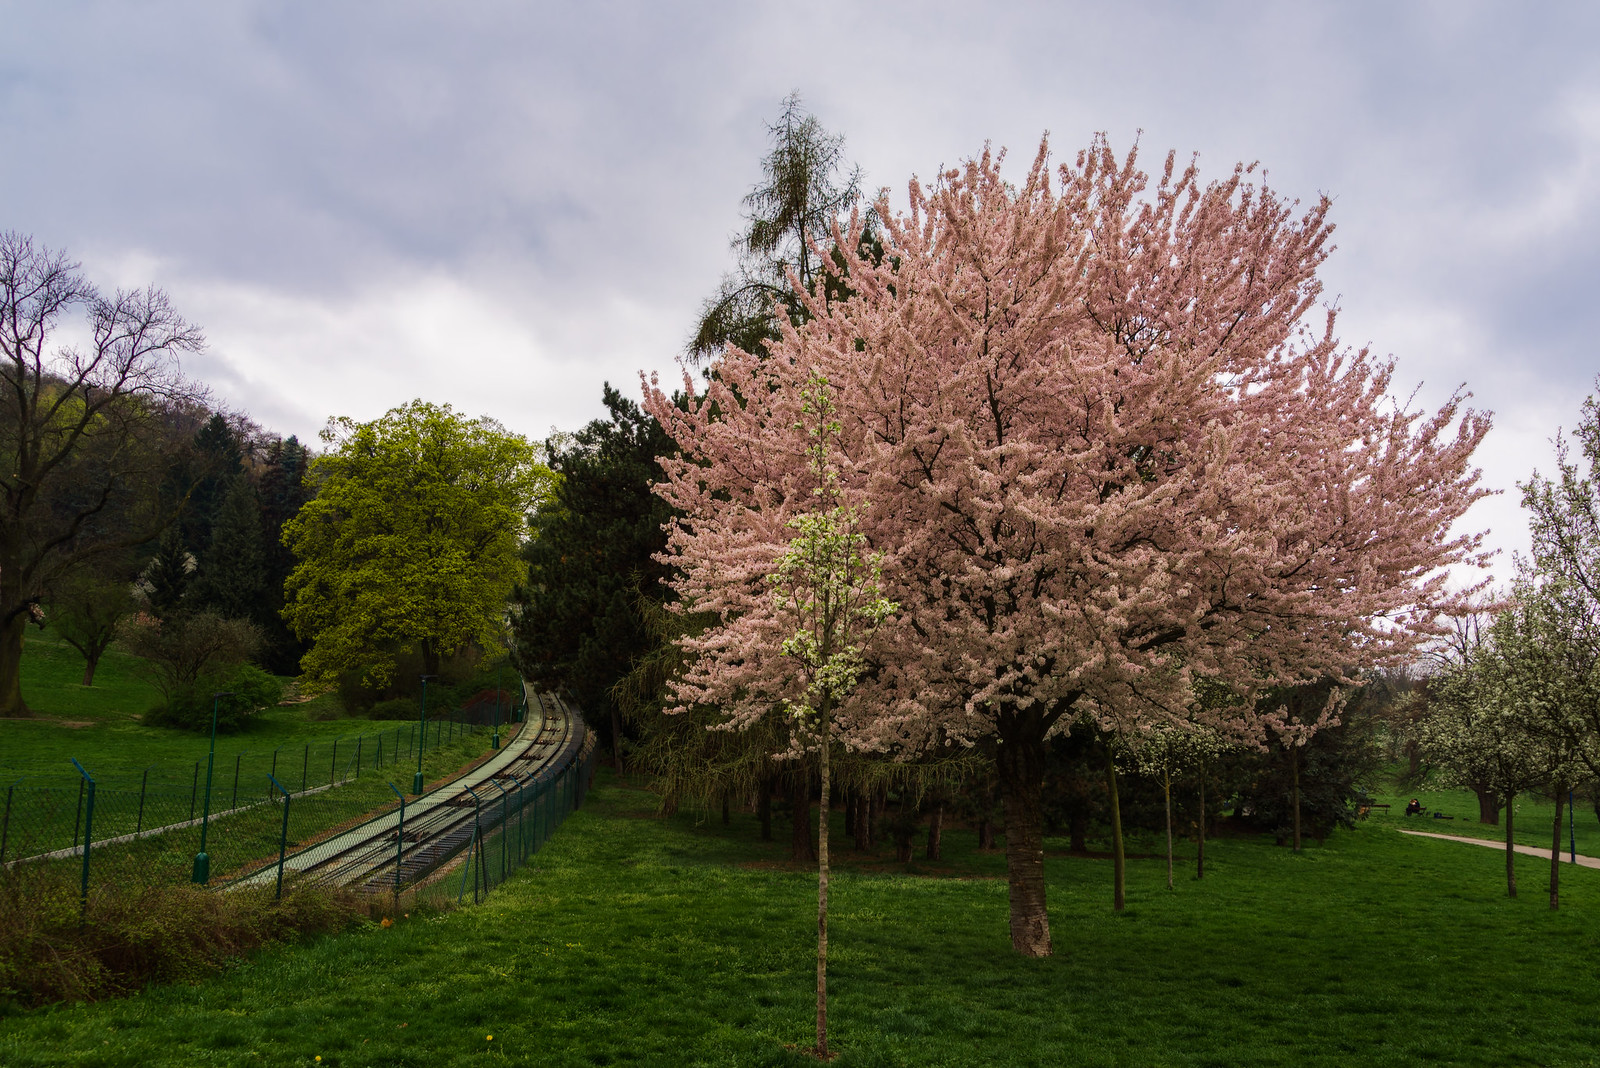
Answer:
[511,384,673,767]
[51,562,136,686]
[283,400,549,686]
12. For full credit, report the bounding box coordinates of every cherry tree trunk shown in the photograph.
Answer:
[1105,745,1125,912]
[1163,767,1174,892]
[815,711,831,1058]
[1549,792,1563,912]
[977,817,995,852]
[1476,788,1499,825]
[1291,748,1302,853]
[925,801,943,861]
[1505,794,1518,898]
[996,724,1051,956]
[0,611,28,718]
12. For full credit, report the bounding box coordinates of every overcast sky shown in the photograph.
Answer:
[3,0,1596,581]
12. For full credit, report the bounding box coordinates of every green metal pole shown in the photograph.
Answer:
[389,783,405,905]
[192,692,232,885]
[72,777,84,851]
[414,675,434,795]
[71,759,95,924]
[135,769,148,836]
[492,664,501,751]
[269,774,291,901]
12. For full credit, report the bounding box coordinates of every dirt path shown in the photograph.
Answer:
[1398,829,1600,869]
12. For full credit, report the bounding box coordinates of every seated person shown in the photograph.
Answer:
[1404,798,1423,816]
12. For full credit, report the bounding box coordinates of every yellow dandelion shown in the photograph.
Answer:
[486,1034,494,1041]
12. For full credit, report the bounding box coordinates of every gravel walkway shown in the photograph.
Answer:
[1398,828,1600,869]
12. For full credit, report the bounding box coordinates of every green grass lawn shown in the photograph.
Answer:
[3,770,1597,1067]
[1366,778,1600,856]
[1,633,451,786]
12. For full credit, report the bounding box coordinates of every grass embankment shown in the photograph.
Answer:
[1,633,422,782]
[3,771,1597,1067]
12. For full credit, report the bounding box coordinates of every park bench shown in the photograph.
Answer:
[1355,801,1390,818]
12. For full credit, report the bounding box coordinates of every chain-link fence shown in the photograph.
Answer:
[0,694,539,920]
[433,718,596,908]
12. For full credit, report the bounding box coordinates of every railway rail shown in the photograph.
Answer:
[229,686,590,897]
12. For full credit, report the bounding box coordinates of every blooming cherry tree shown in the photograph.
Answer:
[648,137,1490,957]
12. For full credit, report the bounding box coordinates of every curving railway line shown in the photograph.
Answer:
[230,685,591,897]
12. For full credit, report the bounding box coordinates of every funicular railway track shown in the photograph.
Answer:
[231,686,589,896]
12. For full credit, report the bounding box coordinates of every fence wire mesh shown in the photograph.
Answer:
[0,690,591,921]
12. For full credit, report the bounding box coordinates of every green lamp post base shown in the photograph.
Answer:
[412,771,425,795]
[192,852,210,885]
[492,731,499,750]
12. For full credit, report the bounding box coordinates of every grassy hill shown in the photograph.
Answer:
[1,770,1596,1067]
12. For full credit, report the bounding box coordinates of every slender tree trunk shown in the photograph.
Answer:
[1475,786,1499,825]
[977,816,995,852]
[790,768,815,864]
[610,706,626,775]
[1068,809,1088,854]
[893,792,915,863]
[870,786,885,849]
[1163,766,1174,892]
[995,719,1052,956]
[816,704,831,1059]
[1505,792,1517,898]
[1291,746,1302,853]
[1550,786,1563,912]
[1196,772,1206,880]
[925,800,943,861]
[0,611,30,717]
[1105,744,1125,912]
[758,774,773,842]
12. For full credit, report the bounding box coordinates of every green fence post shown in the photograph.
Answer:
[271,748,279,783]
[388,782,405,905]
[135,769,148,836]
[72,776,85,851]
[330,739,338,787]
[490,778,509,884]
[231,753,241,809]
[269,774,292,901]
[71,759,95,925]
[375,734,383,771]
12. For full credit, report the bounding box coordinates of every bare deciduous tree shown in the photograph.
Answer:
[0,232,204,716]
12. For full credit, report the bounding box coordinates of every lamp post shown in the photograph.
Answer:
[413,675,436,795]
[191,692,234,885]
